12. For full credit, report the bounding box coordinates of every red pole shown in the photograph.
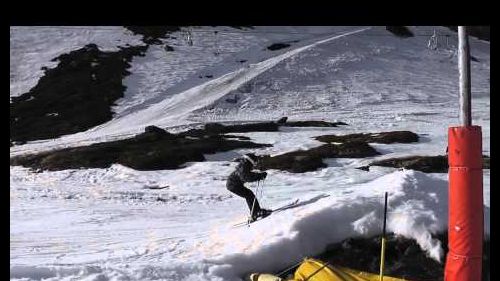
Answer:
[444,26,484,281]
[445,126,483,281]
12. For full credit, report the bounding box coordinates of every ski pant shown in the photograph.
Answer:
[227,183,261,215]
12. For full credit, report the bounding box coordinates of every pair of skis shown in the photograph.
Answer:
[232,199,300,228]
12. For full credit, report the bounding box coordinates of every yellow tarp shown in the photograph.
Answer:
[293,258,410,281]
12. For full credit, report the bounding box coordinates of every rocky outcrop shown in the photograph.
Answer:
[315,233,489,281]
[179,118,348,138]
[124,26,180,44]
[386,26,414,38]
[180,122,280,138]
[10,44,148,142]
[10,126,270,172]
[316,131,419,144]
[256,141,380,173]
[282,120,348,127]
[367,155,490,173]
[267,43,291,51]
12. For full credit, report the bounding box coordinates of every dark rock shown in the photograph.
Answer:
[146,185,168,190]
[256,141,380,173]
[267,43,291,51]
[273,116,348,127]
[276,117,288,124]
[124,26,181,44]
[282,120,348,127]
[180,120,351,138]
[356,166,370,171]
[471,55,480,62]
[341,238,354,250]
[238,59,247,63]
[10,131,270,172]
[136,126,177,142]
[225,95,239,104]
[228,122,280,133]
[190,122,279,135]
[311,141,379,158]
[316,233,448,280]
[144,38,163,45]
[257,154,325,173]
[10,44,148,142]
[371,155,448,173]
[404,244,419,256]
[204,75,213,78]
[145,125,167,135]
[164,45,174,52]
[316,131,419,144]
[386,26,414,38]
[230,26,254,30]
[370,155,490,173]
[204,123,227,134]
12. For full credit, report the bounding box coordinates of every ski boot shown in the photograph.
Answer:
[250,208,272,222]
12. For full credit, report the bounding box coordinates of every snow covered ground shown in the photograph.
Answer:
[10,26,489,281]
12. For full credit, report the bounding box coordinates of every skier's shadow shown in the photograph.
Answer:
[277,194,330,211]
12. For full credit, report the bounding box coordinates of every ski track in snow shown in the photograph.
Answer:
[10,26,489,281]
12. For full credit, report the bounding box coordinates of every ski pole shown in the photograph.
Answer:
[379,192,388,281]
[248,181,260,225]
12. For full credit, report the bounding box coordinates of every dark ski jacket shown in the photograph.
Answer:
[226,159,266,191]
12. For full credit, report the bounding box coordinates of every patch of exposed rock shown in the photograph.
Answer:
[10,126,270,172]
[256,141,380,173]
[10,44,148,142]
[316,131,419,144]
[366,155,490,173]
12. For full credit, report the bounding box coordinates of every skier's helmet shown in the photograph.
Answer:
[242,153,259,166]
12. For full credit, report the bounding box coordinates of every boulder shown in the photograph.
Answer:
[316,131,419,144]
[267,43,291,51]
[124,26,180,44]
[282,120,348,127]
[370,155,490,173]
[386,26,414,38]
[276,117,288,124]
[257,141,379,173]
[10,131,270,172]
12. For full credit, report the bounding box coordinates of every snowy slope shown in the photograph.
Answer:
[10,26,144,99]
[10,26,489,281]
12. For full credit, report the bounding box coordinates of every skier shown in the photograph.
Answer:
[226,153,272,222]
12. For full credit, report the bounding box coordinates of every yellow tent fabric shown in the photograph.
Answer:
[293,258,410,281]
